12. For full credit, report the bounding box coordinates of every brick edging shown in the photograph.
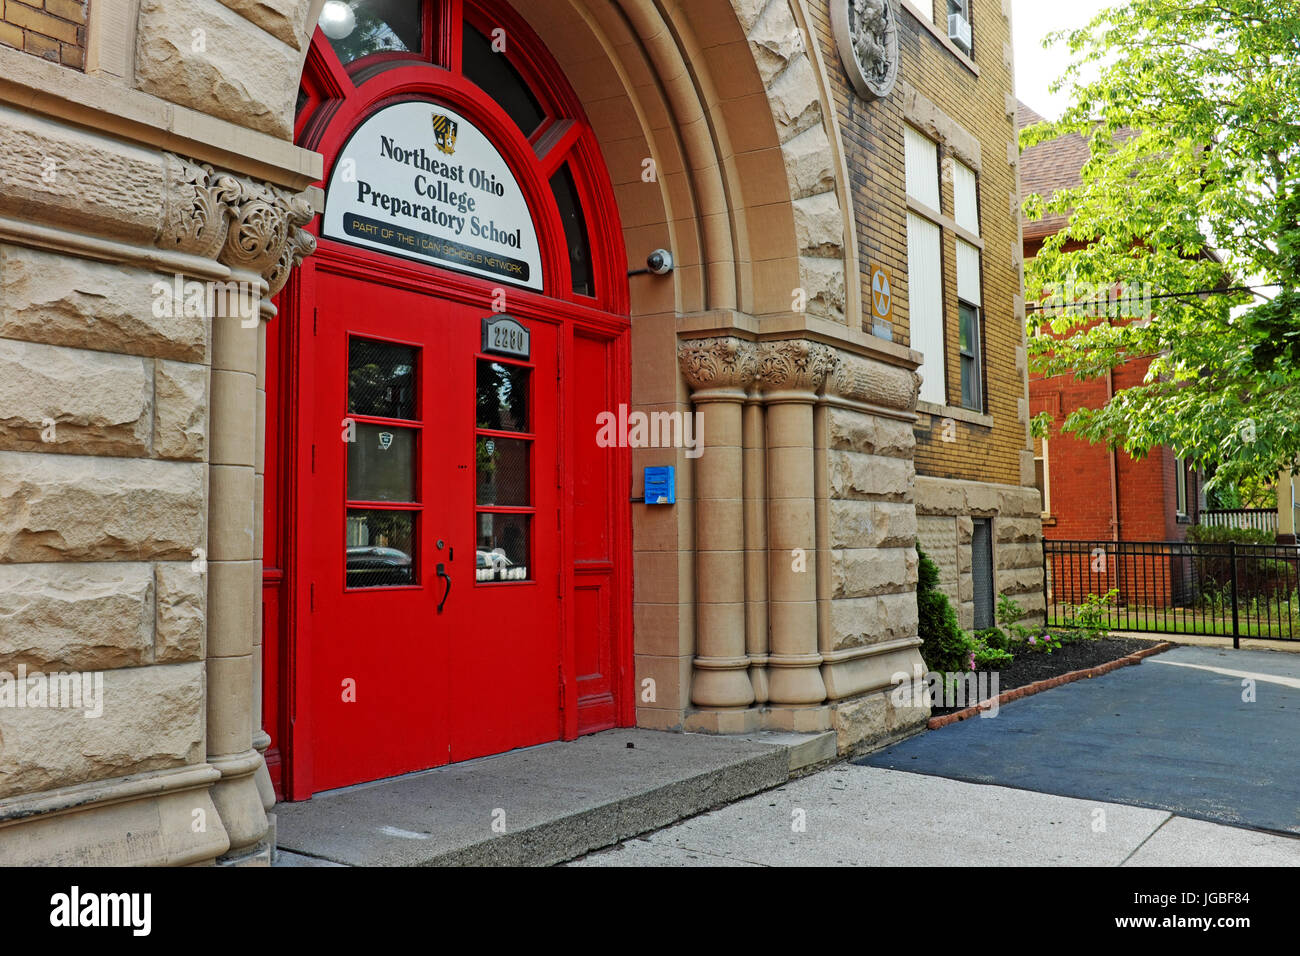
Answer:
[926,641,1177,729]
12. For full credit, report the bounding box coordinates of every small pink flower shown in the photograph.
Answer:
[1028,635,1037,645]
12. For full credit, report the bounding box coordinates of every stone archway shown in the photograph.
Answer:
[0,0,924,865]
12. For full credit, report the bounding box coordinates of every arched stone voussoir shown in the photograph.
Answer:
[731,0,850,324]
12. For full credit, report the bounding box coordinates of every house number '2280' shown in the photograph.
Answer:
[483,316,530,359]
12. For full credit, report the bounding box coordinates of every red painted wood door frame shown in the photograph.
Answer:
[268,2,633,800]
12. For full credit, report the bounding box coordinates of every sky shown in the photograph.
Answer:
[1011,0,1115,119]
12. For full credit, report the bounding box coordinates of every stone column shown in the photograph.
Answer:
[204,175,314,864]
[757,340,837,706]
[742,391,769,703]
[678,337,758,709]
[251,301,275,815]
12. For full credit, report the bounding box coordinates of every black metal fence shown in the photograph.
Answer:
[1198,508,1278,534]
[1044,539,1300,647]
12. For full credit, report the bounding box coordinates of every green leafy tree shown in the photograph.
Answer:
[1021,0,1300,492]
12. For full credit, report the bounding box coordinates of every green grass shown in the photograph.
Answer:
[1048,603,1300,640]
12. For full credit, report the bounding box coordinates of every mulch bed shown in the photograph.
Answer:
[928,637,1173,723]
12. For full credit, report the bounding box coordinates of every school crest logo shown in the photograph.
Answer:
[432,113,459,155]
[378,432,394,451]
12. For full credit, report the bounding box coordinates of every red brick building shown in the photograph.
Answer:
[1019,102,1201,607]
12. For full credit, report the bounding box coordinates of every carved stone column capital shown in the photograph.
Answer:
[756,339,839,394]
[266,216,318,297]
[160,153,241,261]
[220,179,295,277]
[677,336,759,393]
[160,152,317,297]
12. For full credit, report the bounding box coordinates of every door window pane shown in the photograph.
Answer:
[477,513,529,581]
[347,508,416,588]
[462,21,545,137]
[476,437,530,505]
[350,339,417,420]
[348,423,417,502]
[550,164,594,297]
[476,361,530,431]
[322,0,422,65]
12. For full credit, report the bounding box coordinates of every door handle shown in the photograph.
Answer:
[436,562,452,614]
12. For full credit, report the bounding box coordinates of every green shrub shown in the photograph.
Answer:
[1186,525,1275,546]
[1064,588,1119,640]
[1187,526,1294,602]
[916,548,973,673]
[971,633,1014,668]
[975,626,1012,652]
[996,594,1037,643]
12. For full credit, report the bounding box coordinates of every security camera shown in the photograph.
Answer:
[646,249,674,276]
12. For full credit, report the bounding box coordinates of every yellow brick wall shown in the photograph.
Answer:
[0,0,87,70]
[809,0,1024,488]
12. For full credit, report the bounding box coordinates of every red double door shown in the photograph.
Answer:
[307,269,570,792]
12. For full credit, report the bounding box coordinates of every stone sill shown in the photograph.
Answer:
[917,400,994,429]
[901,0,981,77]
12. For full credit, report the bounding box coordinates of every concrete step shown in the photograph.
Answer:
[273,728,827,866]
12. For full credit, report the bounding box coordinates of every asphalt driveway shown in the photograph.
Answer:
[858,645,1300,836]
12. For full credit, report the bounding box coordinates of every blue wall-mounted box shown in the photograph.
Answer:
[644,466,675,505]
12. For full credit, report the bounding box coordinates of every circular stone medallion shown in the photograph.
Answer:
[831,0,900,101]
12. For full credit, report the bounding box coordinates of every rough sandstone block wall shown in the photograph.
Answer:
[915,475,1045,628]
[820,359,930,749]
[0,241,211,799]
[0,0,87,70]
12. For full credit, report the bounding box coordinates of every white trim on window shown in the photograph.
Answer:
[953,161,979,236]
[904,126,941,210]
[907,211,945,406]
[1175,455,1188,517]
[956,238,981,306]
[1036,438,1051,516]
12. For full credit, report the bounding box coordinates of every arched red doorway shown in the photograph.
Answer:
[264,0,633,799]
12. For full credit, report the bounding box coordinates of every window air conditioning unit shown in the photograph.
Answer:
[948,14,972,53]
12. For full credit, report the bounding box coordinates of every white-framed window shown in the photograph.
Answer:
[953,160,979,235]
[905,126,945,406]
[905,126,940,210]
[1176,455,1188,517]
[958,301,981,411]
[1036,438,1051,516]
[956,239,982,411]
[907,212,945,405]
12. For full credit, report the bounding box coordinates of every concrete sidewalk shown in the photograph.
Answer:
[571,765,1300,866]
[273,728,835,866]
